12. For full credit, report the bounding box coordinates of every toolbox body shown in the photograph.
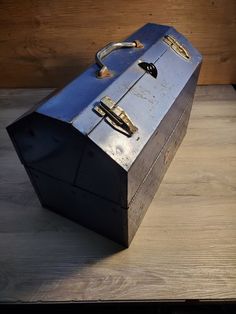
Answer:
[7,24,202,246]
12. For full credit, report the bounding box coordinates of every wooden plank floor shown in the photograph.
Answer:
[0,85,235,302]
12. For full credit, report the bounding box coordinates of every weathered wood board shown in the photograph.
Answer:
[0,0,235,87]
[0,85,235,302]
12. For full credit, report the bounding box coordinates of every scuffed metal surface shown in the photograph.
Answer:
[7,23,202,246]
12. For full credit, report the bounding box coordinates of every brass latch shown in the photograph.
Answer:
[163,35,190,60]
[94,96,138,137]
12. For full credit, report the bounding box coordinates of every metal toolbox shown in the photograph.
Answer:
[7,23,202,246]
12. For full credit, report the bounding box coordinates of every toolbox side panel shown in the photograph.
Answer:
[127,102,192,245]
[127,66,201,205]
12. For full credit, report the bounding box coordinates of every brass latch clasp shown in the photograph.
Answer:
[94,96,138,137]
[163,35,190,60]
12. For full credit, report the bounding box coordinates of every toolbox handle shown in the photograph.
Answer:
[95,40,144,78]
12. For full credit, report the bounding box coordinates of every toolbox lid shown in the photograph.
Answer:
[35,23,169,131]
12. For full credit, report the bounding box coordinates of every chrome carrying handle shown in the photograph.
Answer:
[95,40,144,78]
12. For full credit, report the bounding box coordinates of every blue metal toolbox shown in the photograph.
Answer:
[7,24,202,246]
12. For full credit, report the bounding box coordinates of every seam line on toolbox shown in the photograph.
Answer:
[26,166,127,209]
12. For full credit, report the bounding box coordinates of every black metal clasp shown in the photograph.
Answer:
[138,61,158,78]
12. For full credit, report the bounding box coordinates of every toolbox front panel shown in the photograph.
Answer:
[27,167,128,246]
[7,113,86,184]
[74,139,127,206]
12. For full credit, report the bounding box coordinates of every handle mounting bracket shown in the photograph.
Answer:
[96,40,144,78]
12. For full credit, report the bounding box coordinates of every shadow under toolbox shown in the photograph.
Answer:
[7,23,202,247]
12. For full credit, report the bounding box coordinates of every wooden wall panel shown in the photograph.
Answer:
[0,0,235,87]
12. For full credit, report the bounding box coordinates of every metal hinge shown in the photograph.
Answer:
[94,96,138,137]
[163,35,190,60]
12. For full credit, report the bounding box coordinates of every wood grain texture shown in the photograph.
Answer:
[0,0,235,87]
[0,85,235,302]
